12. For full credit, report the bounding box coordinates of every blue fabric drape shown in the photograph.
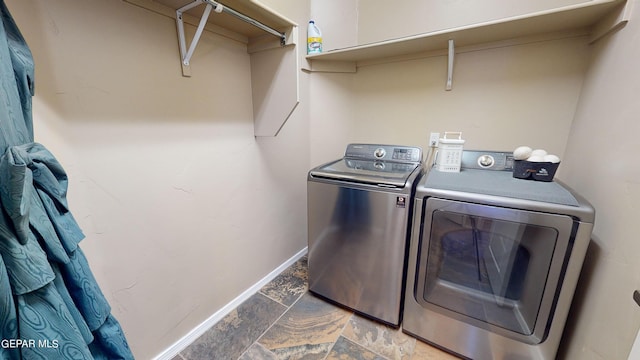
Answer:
[0,2,134,359]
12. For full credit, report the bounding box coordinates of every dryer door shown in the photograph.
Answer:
[415,197,575,344]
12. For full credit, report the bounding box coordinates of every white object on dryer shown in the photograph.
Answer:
[436,132,465,172]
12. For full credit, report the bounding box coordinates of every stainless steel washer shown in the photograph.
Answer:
[307,144,423,326]
[403,150,595,359]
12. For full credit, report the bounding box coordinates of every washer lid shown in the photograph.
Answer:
[310,158,420,187]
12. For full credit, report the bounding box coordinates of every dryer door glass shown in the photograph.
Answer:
[416,198,575,343]
[423,210,557,335]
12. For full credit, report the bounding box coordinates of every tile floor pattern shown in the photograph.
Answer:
[172,256,459,360]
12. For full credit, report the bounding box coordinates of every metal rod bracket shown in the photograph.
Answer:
[175,0,286,77]
[446,39,455,91]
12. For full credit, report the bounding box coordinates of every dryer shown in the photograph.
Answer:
[403,150,595,359]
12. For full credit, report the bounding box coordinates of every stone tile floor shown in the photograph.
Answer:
[172,255,459,360]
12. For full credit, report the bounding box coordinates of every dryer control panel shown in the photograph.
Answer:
[460,150,514,171]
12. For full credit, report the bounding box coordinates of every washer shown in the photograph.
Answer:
[307,143,423,326]
[403,150,595,359]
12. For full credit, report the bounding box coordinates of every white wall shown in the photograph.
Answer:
[309,0,357,51]
[349,36,588,154]
[310,0,590,52]
[308,72,355,166]
[357,0,588,45]
[308,35,589,164]
[559,1,640,358]
[6,0,310,358]
[308,0,591,164]
[307,0,358,166]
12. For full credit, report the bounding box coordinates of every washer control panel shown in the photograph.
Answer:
[345,144,422,163]
[460,150,514,171]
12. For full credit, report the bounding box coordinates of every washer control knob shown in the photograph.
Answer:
[374,148,386,158]
[478,155,494,168]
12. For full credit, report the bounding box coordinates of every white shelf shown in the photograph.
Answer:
[306,0,626,72]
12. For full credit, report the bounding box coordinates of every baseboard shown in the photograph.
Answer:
[152,247,308,360]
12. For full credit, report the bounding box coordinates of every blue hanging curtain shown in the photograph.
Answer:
[0,2,134,359]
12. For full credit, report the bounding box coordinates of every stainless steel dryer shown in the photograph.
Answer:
[307,144,423,326]
[403,150,595,360]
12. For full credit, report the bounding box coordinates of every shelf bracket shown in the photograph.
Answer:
[176,0,215,76]
[175,0,287,77]
[446,39,454,91]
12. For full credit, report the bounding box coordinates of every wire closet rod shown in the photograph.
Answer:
[203,0,285,41]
